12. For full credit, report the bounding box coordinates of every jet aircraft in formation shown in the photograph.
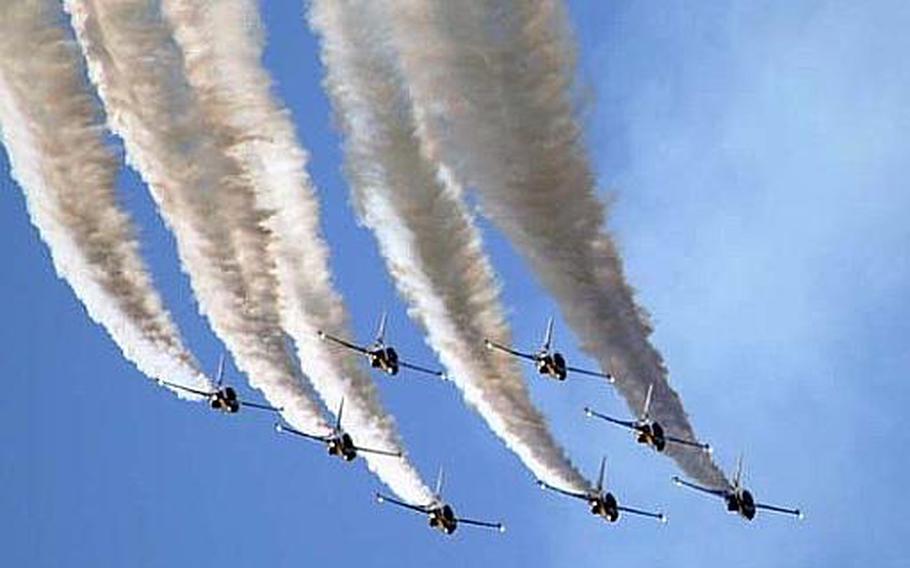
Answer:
[274,399,401,462]
[153,314,802,533]
[376,468,505,535]
[485,318,613,382]
[584,384,712,454]
[673,456,803,521]
[158,354,281,415]
[319,313,446,380]
[538,457,666,524]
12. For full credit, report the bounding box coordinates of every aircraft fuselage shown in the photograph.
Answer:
[367,345,400,375]
[727,489,757,520]
[327,433,358,461]
[589,493,620,522]
[210,387,240,413]
[428,505,458,534]
[535,352,567,380]
[636,421,667,452]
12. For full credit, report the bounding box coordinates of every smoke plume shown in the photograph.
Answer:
[0,0,208,395]
[380,0,726,486]
[158,0,433,503]
[310,0,590,493]
[64,0,331,441]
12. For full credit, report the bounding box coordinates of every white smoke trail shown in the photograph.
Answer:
[0,0,208,395]
[63,0,329,437]
[381,0,726,486]
[310,0,590,493]
[156,0,432,503]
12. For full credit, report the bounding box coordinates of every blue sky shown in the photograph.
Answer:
[1,1,907,565]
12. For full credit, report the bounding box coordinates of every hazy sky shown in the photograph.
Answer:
[1,1,907,566]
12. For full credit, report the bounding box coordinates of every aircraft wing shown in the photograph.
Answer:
[616,505,666,522]
[566,365,614,382]
[755,502,803,518]
[274,422,330,444]
[354,445,403,458]
[240,400,283,413]
[157,379,213,398]
[584,407,638,431]
[672,476,728,498]
[376,493,430,514]
[399,359,447,380]
[456,517,505,532]
[484,339,537,362]
[538,480,590,502]
[318,331,370,355]
[665,434,712,452]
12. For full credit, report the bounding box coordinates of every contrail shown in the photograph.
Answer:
[381,0,726,486]
[0,0,208,395]
[310,0,590,493]
[156,0,432,503]
[63,0,329,437]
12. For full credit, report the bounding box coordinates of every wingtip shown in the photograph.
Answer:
[606,373,615,384]
[316,330,326,339]
[704,444,713,454]
[672,476,682,486]
[375,493,385,504]
[797,510,805,521]
[583,407,593,417]
[659,513,668,524]
[498,523,506,533]
[274,422,283,433]
[483,339,493,349]
[536,480,547,490]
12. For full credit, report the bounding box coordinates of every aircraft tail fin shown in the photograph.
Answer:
[215,352,226,387]
[643,384,654,419]
[335,397,345,432]
[543,317,555,351]
[733,453,744,488]
[434,466,445,499]
[375,312,388,344]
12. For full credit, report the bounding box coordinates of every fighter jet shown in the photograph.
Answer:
[538,457,666,524]
[158,354,281,415]
[584,384,712,453]
[484,317,613,382]
[274,399,401,462]
[672,455,803,521]
[376,468,505,535]
[318,313,446,380]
